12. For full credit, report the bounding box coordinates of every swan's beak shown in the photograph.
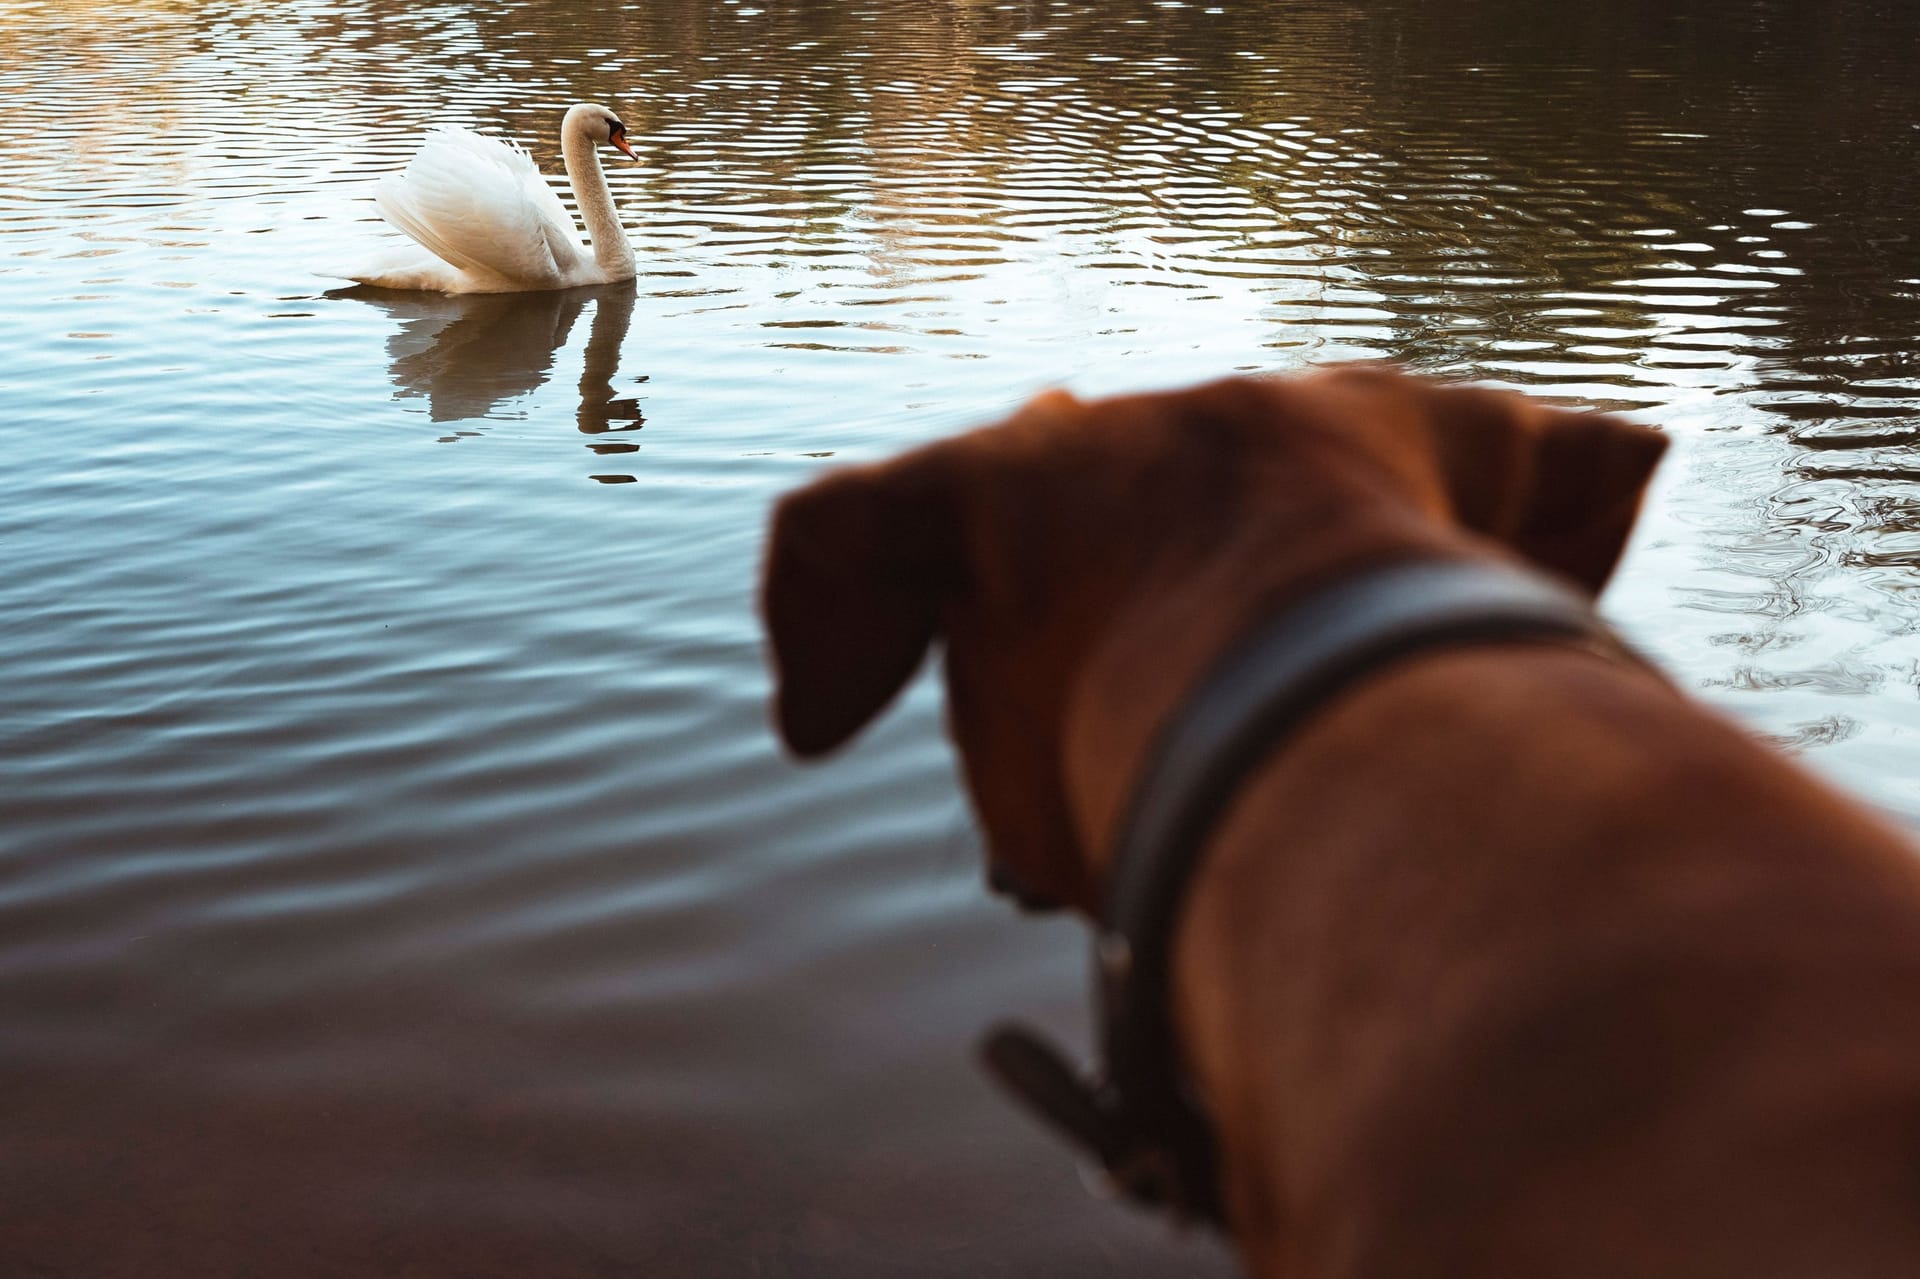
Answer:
[610,127,639,162]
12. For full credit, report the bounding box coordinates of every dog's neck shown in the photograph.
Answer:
[1056,519,1610,1246]
[1061,511,1470,882]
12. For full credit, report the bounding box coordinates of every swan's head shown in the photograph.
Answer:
[567,103,638,161]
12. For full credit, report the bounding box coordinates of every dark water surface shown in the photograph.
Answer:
[4,1,1919,1273]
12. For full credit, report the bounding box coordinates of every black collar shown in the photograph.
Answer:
[980,556,1633,1228]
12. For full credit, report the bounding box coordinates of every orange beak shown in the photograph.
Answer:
[610,127,639,161]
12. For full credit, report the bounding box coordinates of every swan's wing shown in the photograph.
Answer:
[373,127,585,288]
[513,150,588,269]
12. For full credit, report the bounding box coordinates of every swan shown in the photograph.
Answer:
[342,103,638,294]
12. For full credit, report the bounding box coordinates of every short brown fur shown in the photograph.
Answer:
[761,367,1920,1277]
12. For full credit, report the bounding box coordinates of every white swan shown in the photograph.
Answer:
[343,103,638,294]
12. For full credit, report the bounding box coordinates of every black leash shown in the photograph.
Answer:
[980,556,1632,1228]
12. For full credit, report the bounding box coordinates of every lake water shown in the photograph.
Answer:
[4,0,1918,1273]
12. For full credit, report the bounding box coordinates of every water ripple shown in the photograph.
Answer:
[6,0,1920,1274]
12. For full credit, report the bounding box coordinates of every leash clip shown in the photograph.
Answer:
[979,1022,1211,1224]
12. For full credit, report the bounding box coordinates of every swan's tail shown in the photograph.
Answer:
[332,244,466,293]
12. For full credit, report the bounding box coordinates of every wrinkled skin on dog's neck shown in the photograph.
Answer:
[763,367,1666,914]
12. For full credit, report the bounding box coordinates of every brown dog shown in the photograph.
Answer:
[761,368,1920,1277]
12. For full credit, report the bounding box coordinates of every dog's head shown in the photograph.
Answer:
[760,367,1666,913]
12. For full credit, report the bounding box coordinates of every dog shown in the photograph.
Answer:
[760,367,1920,1277]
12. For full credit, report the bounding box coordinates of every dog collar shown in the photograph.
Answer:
[981,556,1633,1228]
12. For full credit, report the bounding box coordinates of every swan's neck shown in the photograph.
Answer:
[562,124,634,276]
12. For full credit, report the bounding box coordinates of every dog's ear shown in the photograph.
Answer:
[761,452,961,757]
[1428,388,1668,595]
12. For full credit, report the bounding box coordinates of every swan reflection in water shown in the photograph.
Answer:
[338,279,645,452]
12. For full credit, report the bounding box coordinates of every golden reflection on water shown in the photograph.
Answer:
[3,1,1920,1276]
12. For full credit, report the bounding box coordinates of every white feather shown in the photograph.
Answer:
[372,128,581,287]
